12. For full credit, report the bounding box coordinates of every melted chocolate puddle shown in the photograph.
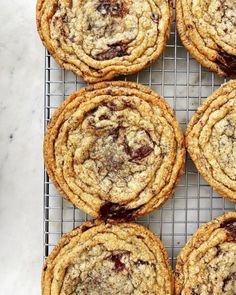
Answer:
[99,202,140,220]
[95,42,128,61]
[220,218,236,237]
[216,51,236,76]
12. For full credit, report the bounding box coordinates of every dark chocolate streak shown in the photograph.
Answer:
[95,42,128,61]
[223,272,236,290]
[81,225,91,233]
[99,202,141,220]
[216,51,236,76]
[220,218,236,237]
[131,145,154,161]
[124,140,154,162]
[136,235,144,239]
[215,245,222,257]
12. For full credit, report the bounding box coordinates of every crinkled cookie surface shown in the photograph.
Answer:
[42,221,173,294]
[186,80,236,203]
[44,81,185,219]
[175,212,236,295]
[176,0,236,76]
[37,0,173,82]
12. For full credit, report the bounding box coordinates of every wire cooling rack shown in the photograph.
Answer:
[43,14,235,268]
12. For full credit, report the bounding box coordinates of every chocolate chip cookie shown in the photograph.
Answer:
[44,81,185,220]
[176,0,236,76]
[175,212,236,295]
[186,80,236,203]
[36,0,173,83]
[42,220,174,295]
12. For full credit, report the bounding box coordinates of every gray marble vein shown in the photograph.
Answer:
[0,1,44,293]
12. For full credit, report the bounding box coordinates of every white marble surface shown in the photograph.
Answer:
[0,1,44,293]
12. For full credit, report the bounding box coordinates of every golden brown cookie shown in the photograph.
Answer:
[42,220,174,294]
[186,80,236,203]
[176,0,236,76]
[36,0,173,83]
[175,212,236,295]
[44,81,185,220]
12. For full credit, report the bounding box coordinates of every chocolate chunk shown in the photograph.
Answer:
[99,202,140,220]
[215,245,222,256]
[62,15,68,24]
[220,218,236,237]
[86,107,98,118]
[81,225,91,233]
[223,272,236,290]
[109,253,126,271]
[216,51,236,76]
[124,140,154,162]
[95,42,128,61]
[151,13,159,23]
[134,259,149,266]
[124,139,133,157]
[130,145,154,161]
[97,2,110,15]
[97,1,128,18]
[106,101,121,110]
[109,127,120,140]
[99,114,109,120]
[136,235,144,239]
[87,23,92,31]
[106,101,117,110]
[110,3,125,17]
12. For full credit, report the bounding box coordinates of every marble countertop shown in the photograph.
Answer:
[0,1,44,293]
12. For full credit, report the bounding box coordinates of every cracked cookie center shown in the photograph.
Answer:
[81,0,135,60]
[61,247,157,295]
[90,129,154,175]
[191,244,236,295]
[208,0,236,32]
[60,244,158,295]
[72,103,156,202]
[72,252,135,295]
[50,0,160,61]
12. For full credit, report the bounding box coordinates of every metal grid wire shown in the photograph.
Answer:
[43,13,235,268]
